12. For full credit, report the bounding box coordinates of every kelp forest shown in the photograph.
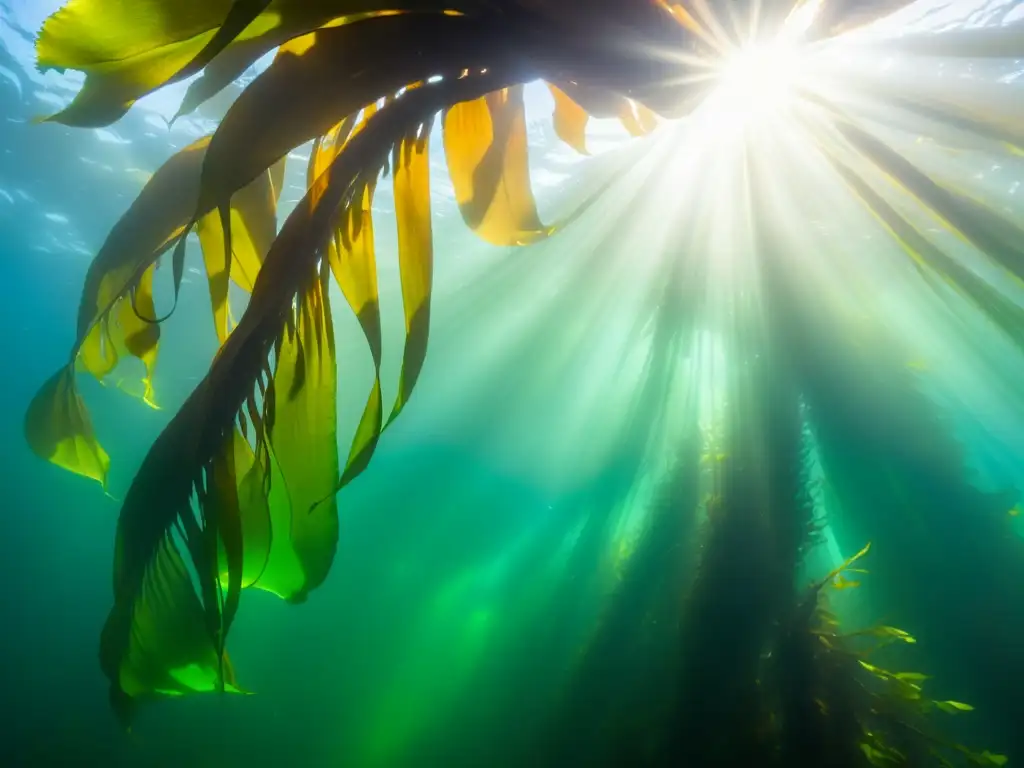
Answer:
[5,0,1024,765]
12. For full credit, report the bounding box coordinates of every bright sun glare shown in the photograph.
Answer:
[699,0,823,129]
[715,40,804,117]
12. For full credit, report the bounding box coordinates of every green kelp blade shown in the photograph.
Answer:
[24,367,110,488]
[100,532,245,728]
[834,120,1024,283]
[823,151,1024,350]
[443,85,550,246]
[388,124,435,424]
[252,275,341,603]
[101,413,255,726]
[210,427,273,590]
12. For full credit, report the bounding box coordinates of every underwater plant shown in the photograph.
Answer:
[20,0,1024,753]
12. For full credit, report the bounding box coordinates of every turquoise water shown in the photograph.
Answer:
[4,1,1024,766]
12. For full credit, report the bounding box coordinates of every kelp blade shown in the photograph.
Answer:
[253,277,341,602]
[24,368,110,488]
[443,85,550,246]
[34,0,476,126]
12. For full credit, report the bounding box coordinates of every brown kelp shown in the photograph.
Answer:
[22,0,1024,749]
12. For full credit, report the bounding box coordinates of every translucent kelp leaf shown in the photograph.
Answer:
[35,0,235,126]
[389,126,434,423]
[22,132,207,483]
[835,121,1024,283]
[24,368,110,488]
[212,428,272,590]
[254,277,340,602]
[25,135,286,484]
[198,157,283,343]
[329,184,385,484]
[100,530,246,728]
[113,263,161,408]
[189,13,516,243]
[443,86,549,246]
[825,152,1024,351]
[547,83,590,155]
[935,700,975,714]
[34,0,464,126]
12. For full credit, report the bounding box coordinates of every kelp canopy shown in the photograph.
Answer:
[21,0,1024,738]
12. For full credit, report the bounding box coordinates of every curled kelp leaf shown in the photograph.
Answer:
[443,85,550,246]
[25,137,282,484]
[24,137,209,484]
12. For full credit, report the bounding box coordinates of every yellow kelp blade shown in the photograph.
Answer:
[443,85,549,246]
[198,160,283,343]
[114,263,161,408]
[24,367,110,488]
[330,184,384,484]
[35,0,468,126]
[192,12,515,239]
[36,0,235,126]
[253,275,341,602]
[173,9,420,122]
[26,128,206,481]
[389,125,434,423]
[617,98,659,137]
[75,136,211,341]
[547,83,590,155]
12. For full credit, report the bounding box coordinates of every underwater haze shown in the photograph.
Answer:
[3,0,1024,766]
